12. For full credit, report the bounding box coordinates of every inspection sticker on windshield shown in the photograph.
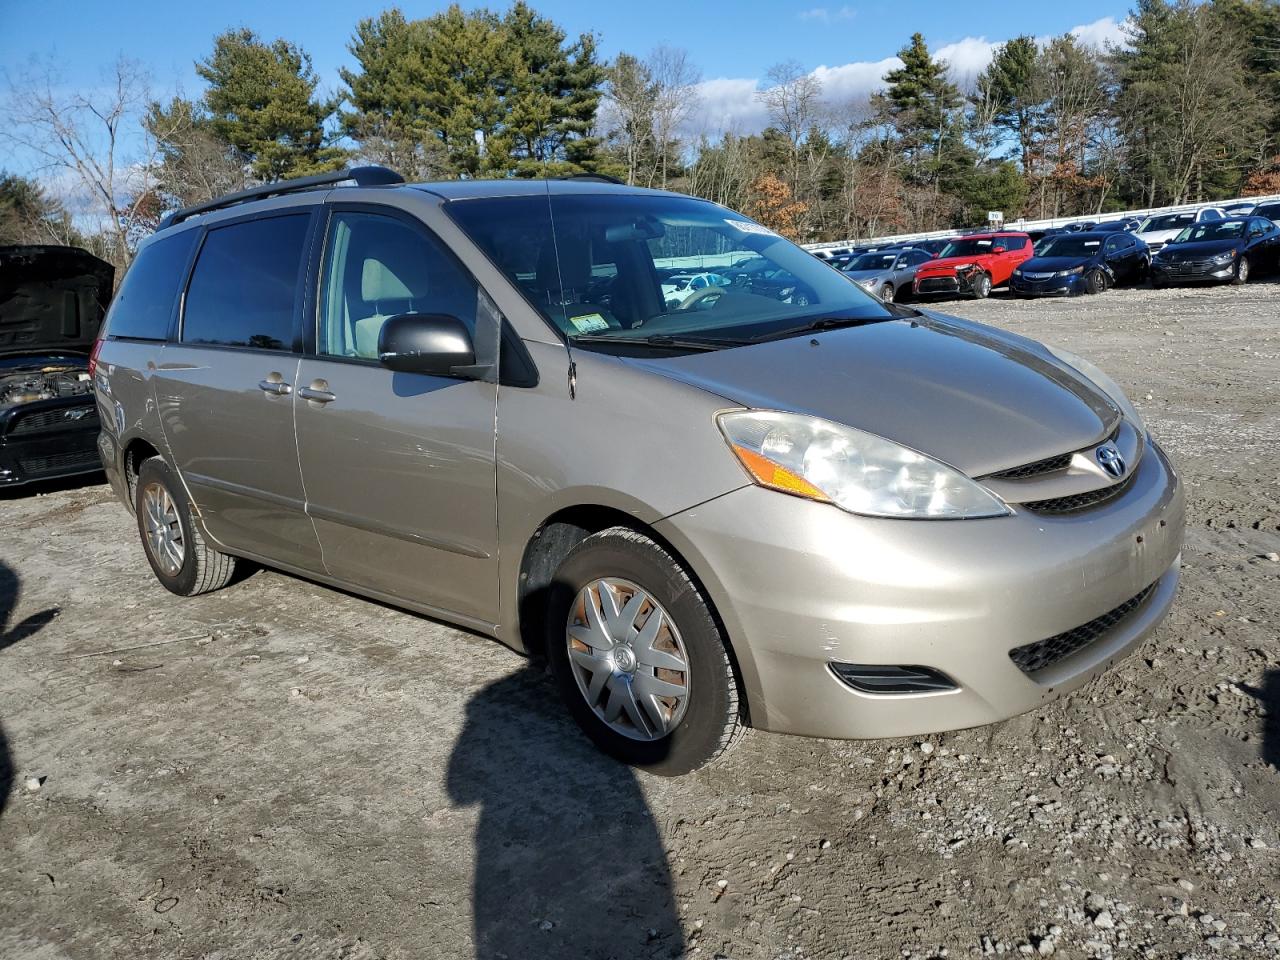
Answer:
[725,219,777,237]
[569,313,610,333]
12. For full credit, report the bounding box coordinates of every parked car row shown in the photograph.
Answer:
[820,210,1280,302]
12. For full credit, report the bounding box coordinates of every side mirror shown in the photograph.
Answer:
[377,313,479,377]
[991,244,1007,253]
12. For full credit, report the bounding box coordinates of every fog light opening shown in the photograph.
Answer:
[828,663,958,695]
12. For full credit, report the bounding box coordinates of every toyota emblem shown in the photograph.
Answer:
[1095,443,1126,479]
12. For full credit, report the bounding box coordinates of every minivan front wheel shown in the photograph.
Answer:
[547,527,743,775]
[134,457,238,597]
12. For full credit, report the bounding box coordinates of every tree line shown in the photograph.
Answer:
[3,0,1278,271]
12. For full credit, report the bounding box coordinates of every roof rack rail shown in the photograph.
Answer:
[558,172,625,185]
[157,165,405,230]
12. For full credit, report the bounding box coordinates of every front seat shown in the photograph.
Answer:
[353,245,429,359]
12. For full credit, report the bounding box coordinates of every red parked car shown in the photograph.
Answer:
[912,232,1034,299]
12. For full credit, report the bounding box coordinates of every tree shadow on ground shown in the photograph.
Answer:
[1241,669,1280,771]
[0,560,60,818]
[446,665,684,960]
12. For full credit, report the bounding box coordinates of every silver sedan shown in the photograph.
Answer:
[841,247,934,301]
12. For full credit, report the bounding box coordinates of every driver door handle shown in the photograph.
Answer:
[258,377,292,396]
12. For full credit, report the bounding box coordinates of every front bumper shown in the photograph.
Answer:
[1151,260,1234,284]
[655,440,1184,739]
[1010,274,1087,297]
[0,398,102,486]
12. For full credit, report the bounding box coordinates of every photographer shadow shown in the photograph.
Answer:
[446,665,684,959]
[1,560,60,818]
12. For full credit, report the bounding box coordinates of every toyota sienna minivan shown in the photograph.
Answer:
[93,168,1184,775]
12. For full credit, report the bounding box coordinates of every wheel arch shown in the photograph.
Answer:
[515,503,754,728]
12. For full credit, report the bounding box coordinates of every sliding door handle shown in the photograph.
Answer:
[258,377,292,396]
[298,381,336,404]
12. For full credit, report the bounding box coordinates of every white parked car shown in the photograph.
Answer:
[660,271,731,307]
[1136,207,1226,252]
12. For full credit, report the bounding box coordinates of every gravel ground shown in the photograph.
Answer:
[1,281,1277,960]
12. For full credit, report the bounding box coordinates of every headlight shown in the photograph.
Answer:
[717,411,1010,519]
[952,263,975,272]
[1054,266,1085,277]
[858,277,877,288]
[1046,347,1145,433]
[1212,251,1235,264]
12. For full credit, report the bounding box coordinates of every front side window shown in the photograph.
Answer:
[182,214,310,351]
[105,229,199,340]
[317,212,479,360]
[446,192,892,348]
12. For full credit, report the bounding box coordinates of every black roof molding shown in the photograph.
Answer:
[156,166,405,231]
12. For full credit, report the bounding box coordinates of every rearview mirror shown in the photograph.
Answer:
[378,313,479,377]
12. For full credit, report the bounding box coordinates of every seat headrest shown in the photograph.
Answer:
[361,244,429,302]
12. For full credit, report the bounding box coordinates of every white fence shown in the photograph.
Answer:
[802,192,1280,254]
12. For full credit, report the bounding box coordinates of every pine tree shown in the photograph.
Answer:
[198,29,347,181]
[974,36,1041,173]
[876,34,970,194]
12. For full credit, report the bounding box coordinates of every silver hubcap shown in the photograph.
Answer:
[142,482,185,576]
[566,578,691,741]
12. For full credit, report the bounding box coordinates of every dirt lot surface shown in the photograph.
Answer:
[1,282,1278,960]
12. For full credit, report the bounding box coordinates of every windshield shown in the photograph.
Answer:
[1171,221,1245,244]
[445,192,893,347]
[846,252,899,271]
[1141,212,1195,232]
[1034,235,1104,258]
[937,237,1001,258]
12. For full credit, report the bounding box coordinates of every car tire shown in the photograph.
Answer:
[1232,256,1250,285]
[1085,269,1107,295]
[134,456,238,597]
[971,273,992,299]
[546,526,744,776]
[879,283,894,302]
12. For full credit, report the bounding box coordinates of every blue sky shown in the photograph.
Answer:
[3,0,1130,99]
[1,0,1132,186]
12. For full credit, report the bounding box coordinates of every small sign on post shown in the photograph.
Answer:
[987,211,1004,228]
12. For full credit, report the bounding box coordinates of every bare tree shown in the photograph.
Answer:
[2,57,157,267]
[757,62,824,236]
[648,46,700,188]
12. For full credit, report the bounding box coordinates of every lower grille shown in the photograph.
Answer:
[18,450,101,475]
[1010,584,1156,675]
[1022,474,1134,514]
[917,277,959,293]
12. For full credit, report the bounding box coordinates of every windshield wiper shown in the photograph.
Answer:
[750,314,898,342]
[569,332,748,351]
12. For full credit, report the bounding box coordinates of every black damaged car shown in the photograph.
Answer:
[0,245,113,487]
[1150,216,1280,288]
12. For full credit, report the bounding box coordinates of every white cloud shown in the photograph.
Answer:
[935,36,1001,88]
[684,16,1129,140]
[1069,16,1128,50]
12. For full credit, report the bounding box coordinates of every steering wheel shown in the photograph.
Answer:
[676,286,726,311]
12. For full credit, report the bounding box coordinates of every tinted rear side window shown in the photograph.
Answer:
[182,214,310,351]
[104,230,199,340]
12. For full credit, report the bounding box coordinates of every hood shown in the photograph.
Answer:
[916,255,992,274]
[842,270,887,283]
[627,313,1119,477]
[1157,238,1239,259]
[0,246,114,358]
[1136,228,1183,244]
[1019,255,1099,272]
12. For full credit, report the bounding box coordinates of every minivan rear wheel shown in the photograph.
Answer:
[546,527,743,775]
[135,457,238,597]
